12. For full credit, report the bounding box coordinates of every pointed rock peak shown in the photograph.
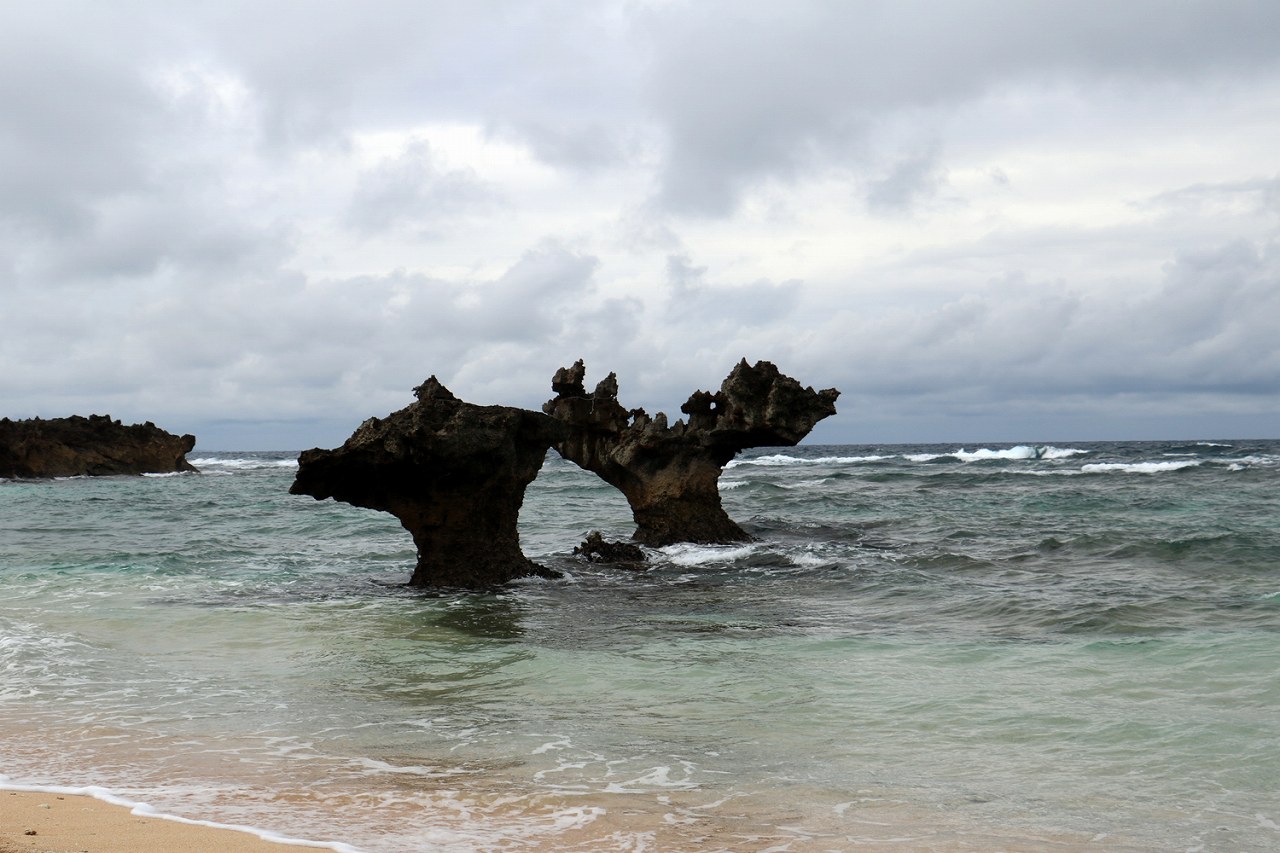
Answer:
[551,360,587,398]
[593,372,619,400]
[413,376,457,403]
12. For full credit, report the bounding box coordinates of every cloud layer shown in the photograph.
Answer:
[2,1,1278,447]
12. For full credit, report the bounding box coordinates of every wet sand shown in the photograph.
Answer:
[0,791,340,853]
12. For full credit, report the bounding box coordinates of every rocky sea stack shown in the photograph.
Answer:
[544,360,839,546]
[290,378,566,588]
[0,415,197,478]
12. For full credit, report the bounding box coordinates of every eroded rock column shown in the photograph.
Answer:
[544,360,839,546]
[290,378,565,588]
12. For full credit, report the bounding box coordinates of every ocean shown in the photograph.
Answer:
[2,440,1278,852]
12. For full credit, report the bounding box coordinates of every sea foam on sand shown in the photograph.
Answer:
[0,782,360,853]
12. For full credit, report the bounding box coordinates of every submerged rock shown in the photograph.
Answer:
[0,415,197,478]
[544,359,839,546]
[290,377,566,588]
[574,530,647,566]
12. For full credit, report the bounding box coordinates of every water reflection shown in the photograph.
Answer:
[434,594,527,641]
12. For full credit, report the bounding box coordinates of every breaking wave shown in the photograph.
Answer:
[658,543,760,566]
[1081,460,1203,475]
[727,454,892,468]
[905,445,1089,463]
[189,456,299,470]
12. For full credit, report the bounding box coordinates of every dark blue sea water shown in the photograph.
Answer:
[2,440,1278,851]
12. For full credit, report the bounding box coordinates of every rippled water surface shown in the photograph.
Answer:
[2,441,1279,851]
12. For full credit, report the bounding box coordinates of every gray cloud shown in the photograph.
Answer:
[817,237,1280,407]
[2,1,1277,447]
[347,139,493,235]
[665,254,800,329]
[0,8,163,236]
[865,147,948,214]
[643,0,1280,215]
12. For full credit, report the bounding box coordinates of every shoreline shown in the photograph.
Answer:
[0,780,1135,853]
[0,787,360,853]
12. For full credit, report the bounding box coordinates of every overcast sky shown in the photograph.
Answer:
[3,1,1278,449]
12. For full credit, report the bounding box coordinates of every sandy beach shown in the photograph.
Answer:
[0,791,340,853]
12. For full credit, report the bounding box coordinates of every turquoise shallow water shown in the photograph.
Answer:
[2,441,1278,851]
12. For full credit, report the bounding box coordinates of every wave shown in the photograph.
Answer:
[1226,455,1280,469]
[995,457,1267,476]
[906,445,1089,463]
[189,457,299,470]
[658,543,760,566]
[0,622,97,700]
[1081,460,1203,475]
[1168,441,1236,455]
[727,454,892,468]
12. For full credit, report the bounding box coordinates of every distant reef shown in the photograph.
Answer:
[0,415,197,478]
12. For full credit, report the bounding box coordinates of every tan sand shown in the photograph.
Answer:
[0,791,335,853]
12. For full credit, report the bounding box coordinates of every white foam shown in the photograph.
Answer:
[958,445,1088,462]
[727,454,891,468]
[1080,460,1202,474]
[1228,455,1279,468]
[0,623,96,699]
[601,765,699,794]
[957,445,1038,461]
[719,479,747,490]
[189,457,299,470]
[660,543,759,566]
[546,805,606,832]
[1038,446,1090,460]
[350,756,461,778]
[0,775,366,852]
[907,445,1089,463]
[531,737,573,755]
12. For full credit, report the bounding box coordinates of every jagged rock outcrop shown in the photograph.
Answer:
[290,377,566,588]
[0,415,197,478]
[544,360,839,546]
[574,530,647,566]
